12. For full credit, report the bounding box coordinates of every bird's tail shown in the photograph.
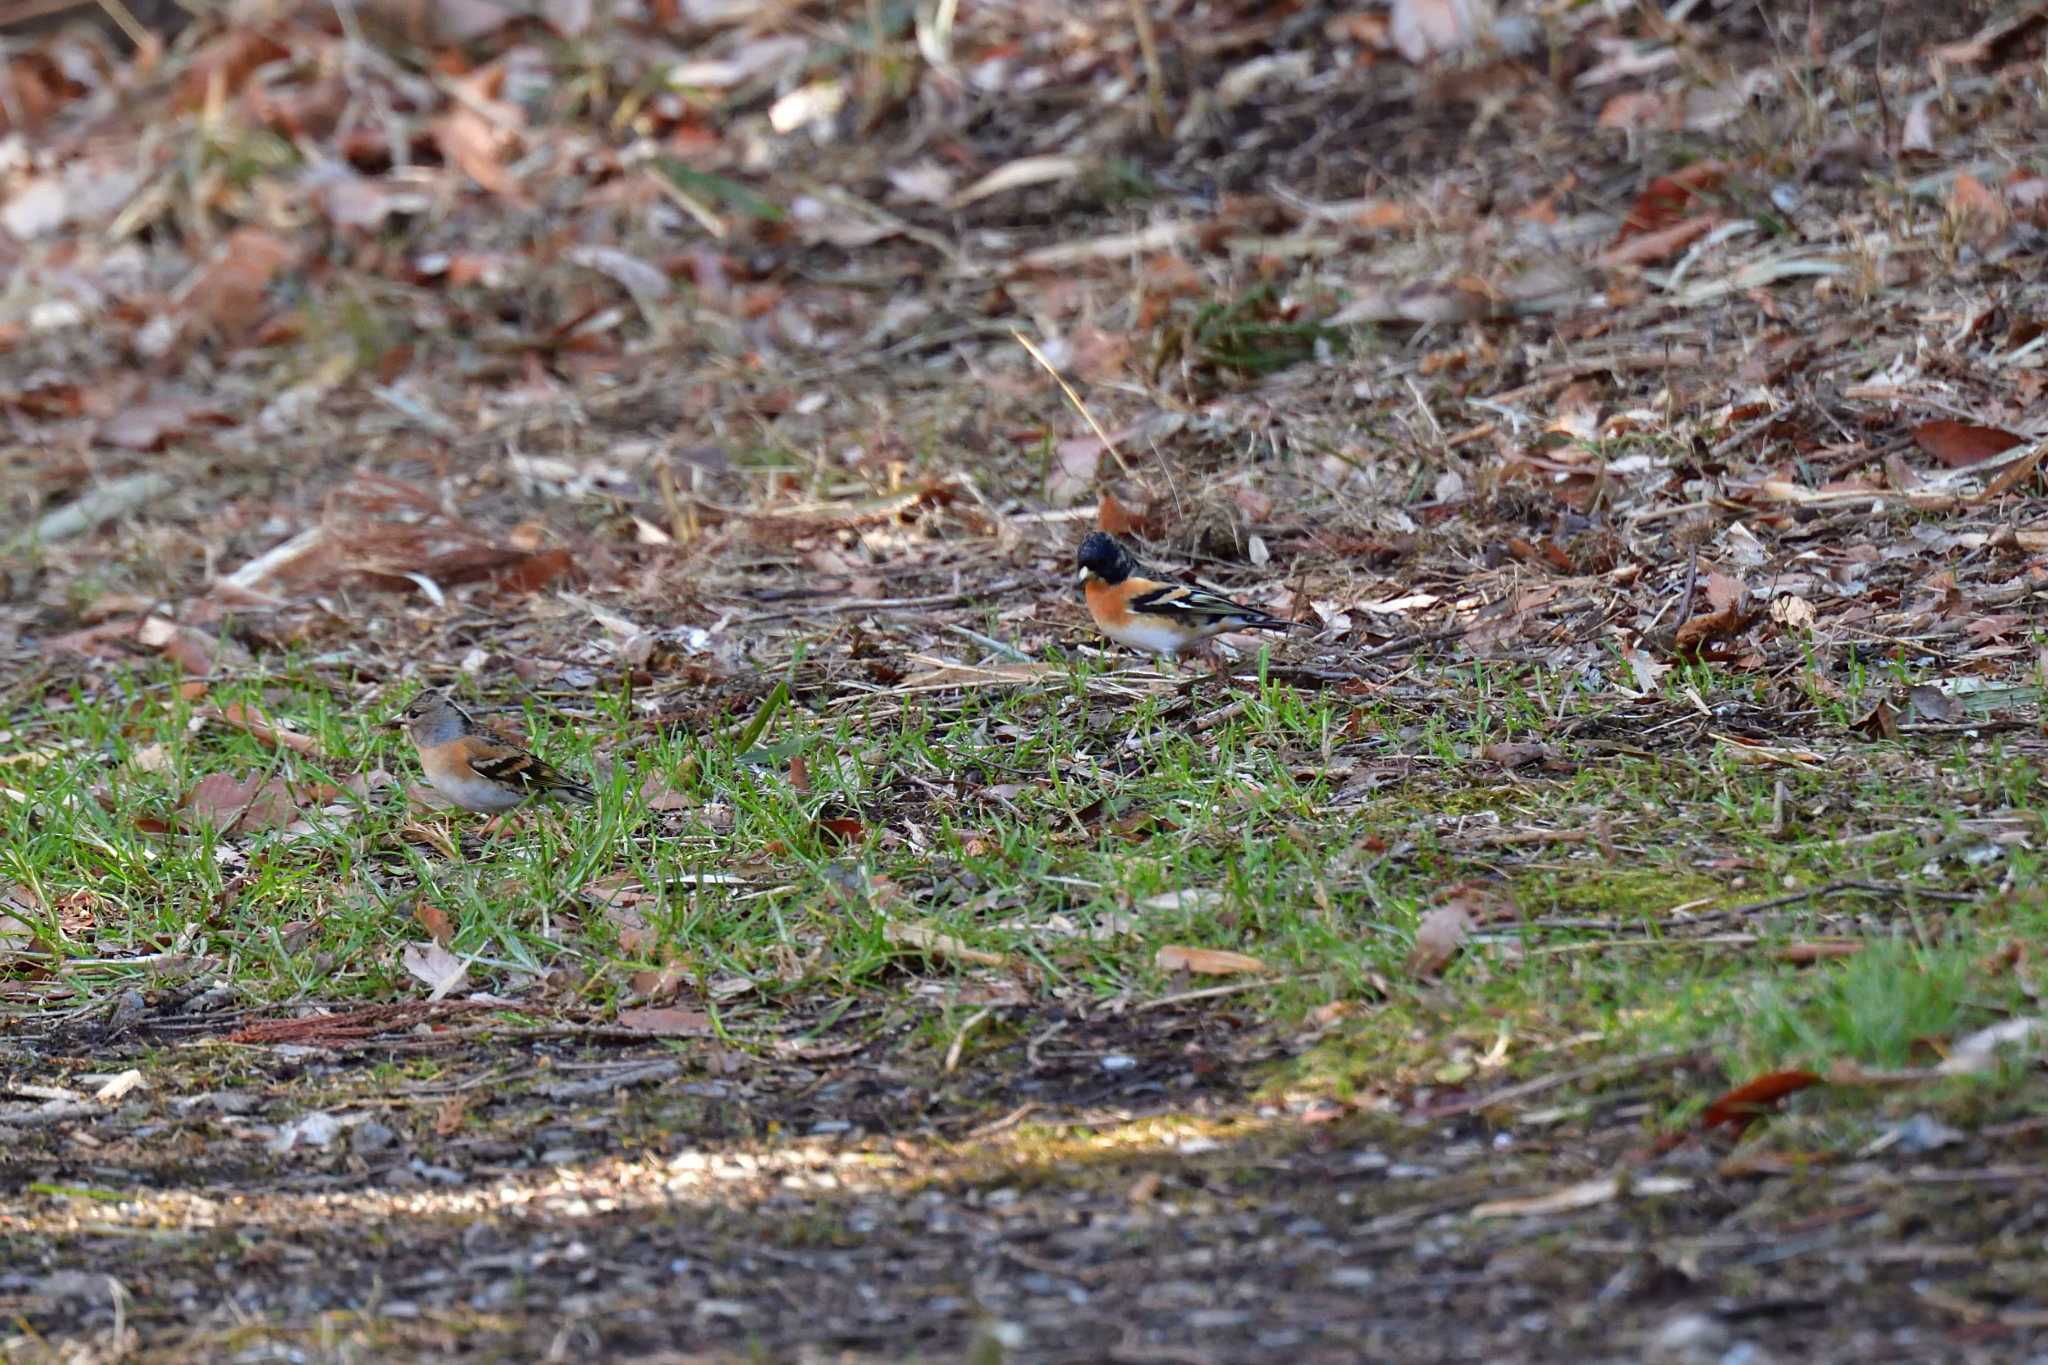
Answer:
[552,777,597,804]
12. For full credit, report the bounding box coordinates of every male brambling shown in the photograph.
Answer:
[398,691,594,814]
[1076,531,1295,661]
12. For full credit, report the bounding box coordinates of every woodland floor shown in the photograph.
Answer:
[3,0,2048,1360]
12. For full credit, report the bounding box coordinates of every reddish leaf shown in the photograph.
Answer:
[1912,419,2024,469]
[1700,1069,1823,1133]
[492,548,573,594]
[1615,163,1725,241]
[415,901,455,947]
[1598,213,1719,266]
[1097,491,1141,536]
[818,815,865,845]
[787,755,811,793]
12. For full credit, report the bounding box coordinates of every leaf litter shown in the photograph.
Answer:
[2,0,2047,1358]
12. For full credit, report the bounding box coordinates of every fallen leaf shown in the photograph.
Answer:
[400,940,468,1001]
[1097,491,1152,537]
[1900,93,1938,156]
[1137,888,1225,915]
[1596,212,1718,266]
[1479,741,1553,770]
[616,1006,714,1035]
[883,921,1008,968]
[1912,419,2024,469]
[1389,0,1478,64]
[1674,602,1746,652]
[1937,1017,2048,1075]
[181,227,296,336]
[434,105,524,200]
[1907,685,1963,724]
[178,772,304,834]
[1154,945,1268,975]
[414,901,454,947]
[1700,1068,1823,1133]
[1406,904,1470,978]
[948,154,1085,208]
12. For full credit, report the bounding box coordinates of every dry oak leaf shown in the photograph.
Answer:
[1154,945,1268,975]
[178,772,311,834]
[401,939,468,1001]
[1912,419,2024,469]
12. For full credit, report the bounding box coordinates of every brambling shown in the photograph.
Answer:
[398,691,595,814]
[1076,531,1296,661]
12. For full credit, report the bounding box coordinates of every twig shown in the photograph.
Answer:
[1012,329,1135,477]
[1126,0,1170,138]
[942,622,1033,662]
[943,1007,992,1073]
[1413,1047,1695,1119]
[1349,626,1468,663]
[731,578,1030,625]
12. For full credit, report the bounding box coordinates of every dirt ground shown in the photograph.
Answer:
[6,1001,2045,1363]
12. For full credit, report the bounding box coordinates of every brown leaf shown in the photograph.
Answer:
[1479,741,1552,770]
[616,1006,714,1035]
[1852,698,1901,740]
[414,901,455,947]
[1154,945,1268,975]
[1596,212,1719,266]
[1913,419,2024,469]
[1702,570,1744,612]
[1673,602,1746,653]
[1406,905,1470,978]
[137,615,216,676]
[787,754,811,793]
[1615,163,1725,240]
[433,1094,469,1137]
[182,228,296,336]
[1700,1068,1823,1133]
[1947,172,2009,243]
[492,548,573,594]
[1097,491,1149,537]
[178,772,304,834]
[434,105,524,200]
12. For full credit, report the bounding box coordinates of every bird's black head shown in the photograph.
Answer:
[1076,532,1135,586]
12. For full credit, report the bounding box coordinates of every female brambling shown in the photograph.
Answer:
[398,691,595,813]
[1076,531,1296,661]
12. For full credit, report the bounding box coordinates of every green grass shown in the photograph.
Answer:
[2,652,2041,1131]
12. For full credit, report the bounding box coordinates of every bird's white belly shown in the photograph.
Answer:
[1105,616,1199,658]
[432,771,527,812]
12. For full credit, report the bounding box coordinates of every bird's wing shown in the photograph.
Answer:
[1129,579,1283,625]
[463,739,563,792]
